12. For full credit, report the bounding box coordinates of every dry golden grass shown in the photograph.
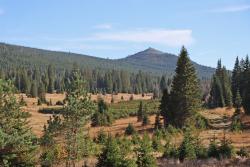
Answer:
[44,93,153,105]
[19,93,153,136]
[18,93,250,151]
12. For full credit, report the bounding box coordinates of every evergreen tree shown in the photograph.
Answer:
[209,60,232,108]
[231,57,241,105]
[142,113,150,126]
[40,115,63,166]
[221,67,232,107]
[159,88,170,127]
[137,101,144,122]
[235,89,242,115]
[38,82,46,103]
[178,128,197,161]
[209,75,225,108]
[125,123,136,135]
[21,70,31,95]
[96,136,123,167]
[62,71,95,166]
[136,134,156,167]
[154,112,162,129]
[47,64,55,93]
[168,47,201,128]
[160,76,167,92]
[30,82,38,98]
[97,136,136,167]
[242,55,250,114]
[0,79,38,166]
[91,99,113,126]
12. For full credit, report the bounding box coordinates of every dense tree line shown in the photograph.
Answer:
[208,60,232,108]
[0,65,172,97]
[208,56,250,114]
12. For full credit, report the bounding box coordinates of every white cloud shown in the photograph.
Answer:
[93,24,113,30]
[211,4,250,13]
[87,29,194,47]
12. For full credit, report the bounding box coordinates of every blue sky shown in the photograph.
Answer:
[0,0,249,69]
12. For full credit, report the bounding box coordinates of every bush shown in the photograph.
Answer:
[207,134,235,159]
[162,142,179,159]
[136,133,157,167]
[95,129,108,144]
[19,96,27,106]
[125,123,136,135]
[237,147,249,157]
[195,114,208,129]
[207,137,220,159]
[37,98,42,105]
[231,118,242,132]
[142,114,150,126]
[55,100,64,105]
[91,111,113,127]
[178,129,197,161]
[91,99,113,127]
[195,145,208,159]
[38,107,64,114]
[166,125,180,135]
[219,134,235,159]
[131,133,141,145]
[129,95,134,101]
[152,136,163,152]
[111,97,114,103]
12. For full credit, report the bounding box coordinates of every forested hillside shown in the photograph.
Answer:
[0,43,214,78]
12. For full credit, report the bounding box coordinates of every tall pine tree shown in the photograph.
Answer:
[0,79,38,166]
[159,88,170,127]
[168,47,201,128]
[231,57,241,105]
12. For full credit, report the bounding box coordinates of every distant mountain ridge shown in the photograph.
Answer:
[0,43,215,78]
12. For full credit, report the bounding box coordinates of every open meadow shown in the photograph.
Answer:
[19,93,250,152]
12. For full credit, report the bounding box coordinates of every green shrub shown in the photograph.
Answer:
[207,134,235,159]
[131,133,141,145]
[37,98,42,105]
[231,118,242,132]
[166,125,179,135]
[154,112,162,129]
[125,123,136,135]
[207,138,220,159]
[55,100,64,105]
[162,142,179,159]
[19,96,27,106]
[219,134,235,159]
[178,129,197,161]
[91,99,113,127]
[142,114,150,126]
[152,136,163,152]
[195,145,208,159]
[95,129,108,144]
[111,97,114,103]
[38,107,64,114]
[135,133,157,167]
[195,113,208,129]
[237,147,249,157]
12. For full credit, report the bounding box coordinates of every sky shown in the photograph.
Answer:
[0,0,249,69]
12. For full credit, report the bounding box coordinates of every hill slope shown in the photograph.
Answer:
[0,43,214,77]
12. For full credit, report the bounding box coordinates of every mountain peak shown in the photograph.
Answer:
[142,47,164,55]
